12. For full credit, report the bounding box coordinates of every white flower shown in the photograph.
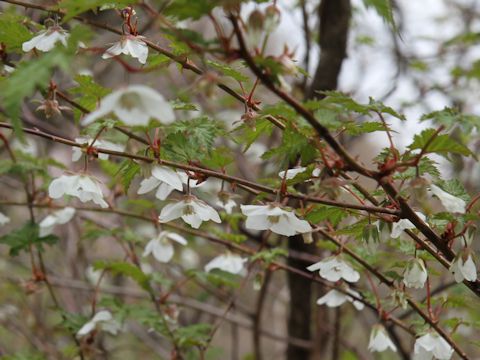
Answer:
[368,324,397,353]
[391,212,427,238]
[159,195,221,229]
[81,85,175,127]
[204,252,247,274]
[307,256,360,283]
[180,248,200,268]
[48,174,108,208]
[143,231,187,263]
[450,250,477,283]
[312,167,321,177]
[22,26,69,52]
[72,137,124,162]
[137,166,184,200]
[102,35,148,64]
[403,258,428,289]
[77,310,121,337]
[413,331,453,360]
[0,212,10,226]
[240,204,312,237]
[429,184,466,213]
[316,288,364,310]
[39,207,76,237]
[215,192,237,214]
[278,167,307,180]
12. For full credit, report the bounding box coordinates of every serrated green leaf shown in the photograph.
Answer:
[306,205,350,227]
[0,12,32,52]
[57,0,134,21]
[408,128,473,158]
[94,260,150,290]
[0,222,58,256]
[117,160,140,193]
[363,0,395,28]
[206,60,249,82]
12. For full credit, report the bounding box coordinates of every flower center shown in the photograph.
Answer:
[268,215,280,224]
[119,93,141,111]
[183,205,194,216]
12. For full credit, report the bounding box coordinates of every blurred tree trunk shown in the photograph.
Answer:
[287,1,351,359]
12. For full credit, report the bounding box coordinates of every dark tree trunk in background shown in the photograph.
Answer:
[287,1,351,359]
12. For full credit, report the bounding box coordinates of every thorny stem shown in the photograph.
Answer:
[0,122,398,216]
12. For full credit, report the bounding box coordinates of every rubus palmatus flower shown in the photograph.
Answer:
[159,195,221,229]
[48,174,109,208]
[81,85,175,127]
[403,258,428,289]
[240,204,311,237]
[102,35,148,64]
[450,249,477,283]
[137,166,184,201]
[22,25,69,52]
[368,324,397,353]
[307,256,360,283]
[204,252,247,274]
[72,137,124,162]
[215,191,237,214]
[77,310,121,337]
[143,231,187,263]
[38,207,76,237]
[316,288,364,310]
[413,331,453,360]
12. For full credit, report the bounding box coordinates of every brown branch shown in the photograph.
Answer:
[0,121,398,216]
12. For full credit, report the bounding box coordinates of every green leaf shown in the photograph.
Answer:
[262,125,317,164]
[164,0,222,20]
[175,323,212,348]
[94,261,150,290]
[1,50,70,137]
[251,248,287,265]
[362,0,395,28]
[420,107,480,132]
[117,160,141,193]
[306,205,349,227]
[206,60,249,82]
[408,128,473,158]
[0,222,58,256]
[57,0,134,21]
[69,74,111,121]
[163,117,225,162]
[0,12,32,52]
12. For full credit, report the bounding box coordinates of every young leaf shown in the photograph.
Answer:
[0,222,58,256]
[408,128,473,158]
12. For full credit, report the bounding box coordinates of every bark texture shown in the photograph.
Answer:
[287,1,351,359]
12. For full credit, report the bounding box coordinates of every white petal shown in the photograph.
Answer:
[102,42,124,59]
[152,241,174,263]
[191,199,221,223]
[165,232,188,245]
[205,254,246,274]
[54,207,76,224]
[460,255,477,282]
[316,290,348,307]
[429,184,466,213]
[245,214,270,231]
[182,213,203,229]
[155,183,175,200]
[0,212,10,226]
[81,90,122,126]
[22,31,47,52]
[278,167,307,180]
[48,175,79,199]
[137,176,161,195]
[270,216,297,236]
[77,319,96,337]
[159,201,185,223]
[151,166,183,191]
